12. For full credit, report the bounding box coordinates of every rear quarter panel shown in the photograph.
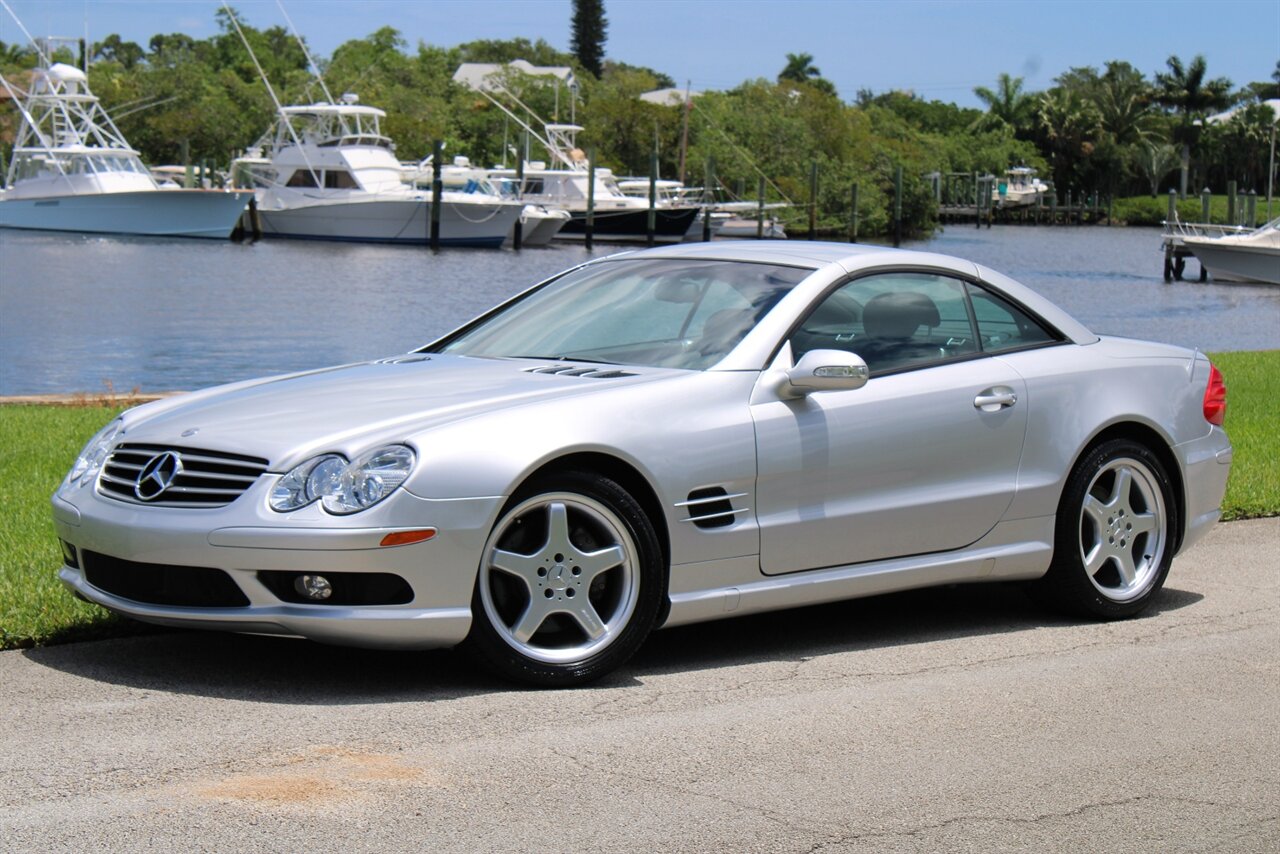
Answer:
[997,338,1215,522]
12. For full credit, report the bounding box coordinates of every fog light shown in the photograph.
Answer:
[294,574,333,601]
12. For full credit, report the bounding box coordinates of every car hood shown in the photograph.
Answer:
[117,355,676,469]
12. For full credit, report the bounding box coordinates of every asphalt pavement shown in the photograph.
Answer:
[2,518,1277,852]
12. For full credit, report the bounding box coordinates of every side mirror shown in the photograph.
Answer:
[785,349,869,395]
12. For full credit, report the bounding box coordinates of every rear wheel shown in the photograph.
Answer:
[464,471,664,686]
[1040,439,1177,619]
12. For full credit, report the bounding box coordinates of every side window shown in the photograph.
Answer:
[324,170,359,189]
[791,273,978,375]
[285,169,319,188]
[966,284,1057,353]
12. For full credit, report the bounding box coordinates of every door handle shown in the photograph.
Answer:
[974,386,1018,411]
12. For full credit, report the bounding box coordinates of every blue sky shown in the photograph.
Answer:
[4,0,1277,107]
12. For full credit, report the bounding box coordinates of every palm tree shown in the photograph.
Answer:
[1154,54,1233,144]
[1131,141,1181,196]
[1154,54,1233,195]
[1036,88,1103,191]
[1094,62,1156,146]
[778,53,821,85]
[973,73,1035,135]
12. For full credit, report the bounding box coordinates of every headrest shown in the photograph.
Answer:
[862,291,940,339]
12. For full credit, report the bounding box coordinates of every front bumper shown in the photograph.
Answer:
[53,478,504,650]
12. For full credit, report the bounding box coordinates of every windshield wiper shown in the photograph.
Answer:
[510,355,614,365]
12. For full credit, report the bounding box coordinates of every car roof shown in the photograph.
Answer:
[605,240,1099,354]
[607,240,896,269]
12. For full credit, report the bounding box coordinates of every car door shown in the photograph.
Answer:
[751,271,1030,575]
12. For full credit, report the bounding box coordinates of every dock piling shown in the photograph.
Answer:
[646,148,658,247]
[1201,187,1211,223]
[430,140,443,250]
[849,181,859,243]
[701,157,714,242]
[513,136,526,250]
[1247,189,1257,227]
[756,176,766,240]
[586,146,596,250]
[893,166,903,247]
[808,160,818,239]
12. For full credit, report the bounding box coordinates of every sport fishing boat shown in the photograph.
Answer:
[0,62,251,239]
[993,166,1049,207]
[232,98,522,247]
[1177,216,1280,284]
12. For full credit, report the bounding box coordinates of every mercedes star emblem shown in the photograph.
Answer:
[135,452,183,501]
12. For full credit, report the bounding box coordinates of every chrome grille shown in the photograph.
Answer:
[98,443,269,508]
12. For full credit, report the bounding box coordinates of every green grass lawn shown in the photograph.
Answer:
[1,351,1276,650]
[1209,351,1280,520]
[0,404,145,649]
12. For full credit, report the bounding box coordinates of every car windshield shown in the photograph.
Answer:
[433,258,812,370]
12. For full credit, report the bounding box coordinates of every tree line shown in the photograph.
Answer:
[1,11,1276,236]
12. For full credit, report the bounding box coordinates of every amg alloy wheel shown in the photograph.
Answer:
[1042,439,1177,619]
[465,471,664,686]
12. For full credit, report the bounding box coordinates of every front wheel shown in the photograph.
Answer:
[463,471,665,686]
[1040,439,1178,619]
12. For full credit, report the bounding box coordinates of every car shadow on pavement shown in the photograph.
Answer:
[632,582,1204,677]
[22,582,1202,702]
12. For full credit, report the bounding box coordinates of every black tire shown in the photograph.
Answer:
[1038,438,1178,619]
[463,470,665,687]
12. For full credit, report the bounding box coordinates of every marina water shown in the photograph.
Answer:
[1,226,1277,396]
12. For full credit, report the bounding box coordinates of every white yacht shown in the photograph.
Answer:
[993,167,1049,207]
[486,126,700,243]
[614,179,788,239]
[232,99,522,247]
[1179,217,1280,284]
[402,156,569,247]
[0,63,251,238]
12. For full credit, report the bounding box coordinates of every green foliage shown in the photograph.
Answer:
[1108,194,1264,227]
[973,73,1036,136]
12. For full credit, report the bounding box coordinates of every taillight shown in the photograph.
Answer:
[1203,363,1227,426]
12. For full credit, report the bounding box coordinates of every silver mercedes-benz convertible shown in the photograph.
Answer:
[53,242,1232,685]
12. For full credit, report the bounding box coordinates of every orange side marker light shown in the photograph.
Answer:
[380,529,437,547]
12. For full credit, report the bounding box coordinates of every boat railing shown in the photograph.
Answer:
[1162,217,1251,240]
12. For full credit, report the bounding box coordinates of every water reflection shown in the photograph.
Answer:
[1,225,1276,395]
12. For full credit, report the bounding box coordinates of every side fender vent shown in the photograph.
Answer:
[677,486,749,530]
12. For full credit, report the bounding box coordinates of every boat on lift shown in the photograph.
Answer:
[1176,216,1280,284]
[0,62,251,239]
[231,98,523,247]
[993,166,1049,207]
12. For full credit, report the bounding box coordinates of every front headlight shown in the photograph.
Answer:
[66,419,121,487]
[269,454,346,512]
[270,445,415,514]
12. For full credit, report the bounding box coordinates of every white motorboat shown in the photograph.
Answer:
[405,156,569,247]
[484,125,700,243]
[1179,217,1280,284]
[993,167,1049,207]
[232,100,522,247]
[0,63,251,239]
